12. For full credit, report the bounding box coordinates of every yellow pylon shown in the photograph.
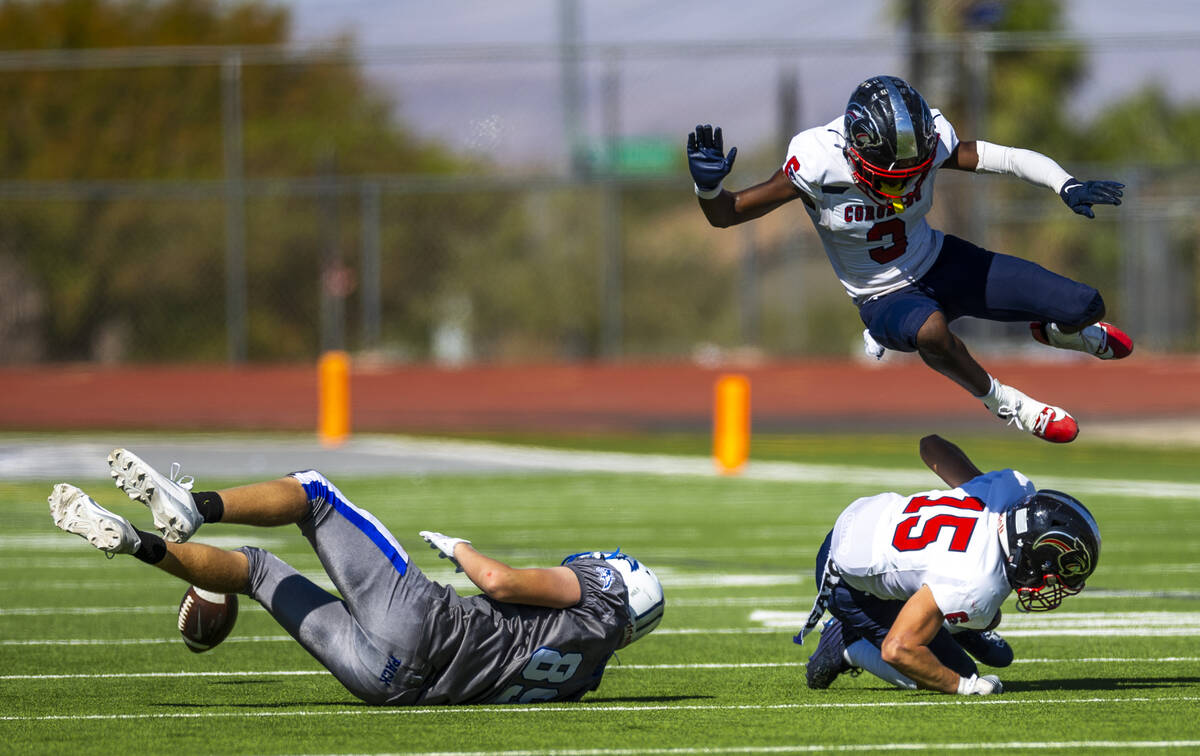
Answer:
[318,350,351,447]
[713,374,750,474]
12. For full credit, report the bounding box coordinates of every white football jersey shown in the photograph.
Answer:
[828,469,1034,630]
[783,110,960,301]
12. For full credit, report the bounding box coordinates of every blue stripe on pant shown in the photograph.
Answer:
[295,472,409,576]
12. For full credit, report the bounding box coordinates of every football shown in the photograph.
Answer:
[177,585,238,653]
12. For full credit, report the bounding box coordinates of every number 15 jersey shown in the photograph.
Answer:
[828,469,1035,630]
[783,110,959,303]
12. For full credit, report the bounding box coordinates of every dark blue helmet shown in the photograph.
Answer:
[1002,490,1101,612]
[843,75,939,200]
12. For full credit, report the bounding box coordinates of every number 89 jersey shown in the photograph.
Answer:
[828,469,1035,630]
[783,110,959,302]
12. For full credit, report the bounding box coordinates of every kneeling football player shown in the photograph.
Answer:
[797,434,1100,695]
[49,449,664,705]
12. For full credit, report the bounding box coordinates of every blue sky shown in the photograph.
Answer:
[274,1,1200,167]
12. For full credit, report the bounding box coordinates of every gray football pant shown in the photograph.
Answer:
[237,470,435,704]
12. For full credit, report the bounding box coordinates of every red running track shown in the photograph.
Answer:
[4,355,1199,434]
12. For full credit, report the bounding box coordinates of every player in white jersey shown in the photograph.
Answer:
[688,75,1133,443]
[795,434,1101,695]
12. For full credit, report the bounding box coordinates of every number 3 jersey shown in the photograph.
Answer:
[828,469,1035,630]
[415,557,630,705]
[783,110,960,302]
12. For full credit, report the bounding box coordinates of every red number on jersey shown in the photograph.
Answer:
[867,217,907,264]
[891,495,986,553]
[902,495,985,514]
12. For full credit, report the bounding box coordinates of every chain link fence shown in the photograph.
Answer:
[1,35,1197,365]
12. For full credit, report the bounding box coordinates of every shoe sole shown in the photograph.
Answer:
[1098,322,1133,360]
[107,449,196,543]
[49,483,130,553]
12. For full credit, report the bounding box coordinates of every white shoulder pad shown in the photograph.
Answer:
[930,109,959,166]
[782,118,848,200]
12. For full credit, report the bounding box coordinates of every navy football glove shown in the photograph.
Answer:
[687,124,737,192]
[1060,178,1124,219]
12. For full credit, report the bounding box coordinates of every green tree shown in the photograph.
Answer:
[0,0,474,362]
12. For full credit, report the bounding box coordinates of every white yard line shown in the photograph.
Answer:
[4,435,1200,501]
[4,657,1199,681]
[7,608,1200,644]
[3,696,1199,722]
[4,589,1197,616]
[309,742,1200,756]
[305,741,1200,756]
[749,610,1200,636]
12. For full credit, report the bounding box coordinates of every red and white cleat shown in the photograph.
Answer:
[1031,321,1133,360]
[992,384,1079,443]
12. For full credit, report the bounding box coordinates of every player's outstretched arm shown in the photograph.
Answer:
[420,531,581,608]
[919,434,982,489]
[687,124,801,228]
[881,586,1001,695]
[946,139,1123,219]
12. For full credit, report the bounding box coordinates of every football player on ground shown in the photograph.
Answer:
[795,434,1100,694]
[47,449,664,705]
[688,75,1132,443]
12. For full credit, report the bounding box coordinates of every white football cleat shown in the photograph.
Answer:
[1030,321,1133,360]
[48,483,142,555]
[107,448,202,543]
[990,383,1078,443]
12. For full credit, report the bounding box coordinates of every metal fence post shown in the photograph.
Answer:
[221,52,247,363]
[360,180,382,350]
[600,182,623,358]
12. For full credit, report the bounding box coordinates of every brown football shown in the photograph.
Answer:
[177,585,238,653]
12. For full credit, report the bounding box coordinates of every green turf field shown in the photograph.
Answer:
[2,433,1199,754]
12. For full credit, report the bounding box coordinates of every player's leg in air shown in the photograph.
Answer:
[930,236,1133,362]
[860,287,1080,443]
[50,449,428,704]
[861,235,1132,443]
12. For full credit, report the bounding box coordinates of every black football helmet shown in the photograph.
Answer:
[1001,490,1101,612]
[842,75,939,200]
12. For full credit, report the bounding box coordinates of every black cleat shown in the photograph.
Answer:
[806,618,853,689]
[954,629,1014,668]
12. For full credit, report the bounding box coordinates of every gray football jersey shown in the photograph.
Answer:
[416,558,630,705]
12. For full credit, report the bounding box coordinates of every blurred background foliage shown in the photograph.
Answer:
[0,0,1196,365]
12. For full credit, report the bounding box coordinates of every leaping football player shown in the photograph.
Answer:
[688,75,1132,442]
[797,434,1101,694]
[48,448,665,706]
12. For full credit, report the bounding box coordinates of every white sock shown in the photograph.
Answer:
[977,375,1003,413]
[844,638,917,690]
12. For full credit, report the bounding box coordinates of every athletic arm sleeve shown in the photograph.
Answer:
[974,140,1073,193]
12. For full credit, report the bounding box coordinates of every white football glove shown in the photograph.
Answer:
[957,673,1003,695]
[419,531,470,572]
